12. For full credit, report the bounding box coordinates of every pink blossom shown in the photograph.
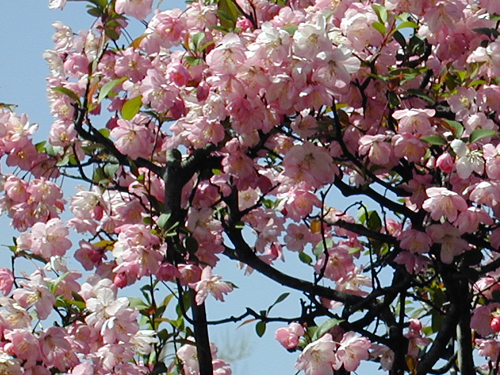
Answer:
[25,218,72,259]
[394,251,430,274]
[422,187,468,222]
[392,108,435,136]
[110,119,155,160]
[280,188,322,221]
[4,329,41,366]
[12,271,55,320]
[358,134,393,166]
[115,0,153,20]
[0,353,22,375]
[284,223,319,252]
[454,207,493,233]
[0,268,14,295]
[335,331,371,372]
[282,142,335,188]
[140,68,180,113]
[426,223,470,264]
[314,244,355,281]
[474,277,500,300]
[398,229,432,255]
[296,333,338,375]
[471,304,500,337]
[189,267,233,305]
[115,48,152,82]
[39,326,79,369]
[213,359,232,375]
[275,323,305,349]
[436,152,454,173]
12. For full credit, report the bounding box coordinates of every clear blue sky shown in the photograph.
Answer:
[0,2,305,374]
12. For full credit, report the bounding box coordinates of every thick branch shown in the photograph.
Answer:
[417,303,460,375]
[189,290,213,375]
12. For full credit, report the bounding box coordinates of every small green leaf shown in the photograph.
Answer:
[312,318,343,341]
[87,6,102,17]
[256,321,266,337]
[185,56,203,66]
[283,25,298,35]
[472,27,500,39]
[51,86,81,104]
[191,32,206,51]
[99,128,111,138]
[470,128,497,143]
[105,28,120,41]
[313,238,334,259]
[104,163,119,178]
[121,95,143,120]
[49,271,70,294]
[217,0,241,30]
[267,292,290,313]
[157,213,172,229]
[441,119,464,139]
[420,135,447,146]
[372,21,386,35]
[372,4,388,23]
[299,252,312,264]
[395,21,418,31]
[392,30,406,48]
[98,77,126,104]
[406,88,435,105]
[129,297,149,311]
[367,211,382,232]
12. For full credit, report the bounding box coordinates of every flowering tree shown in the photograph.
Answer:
[4,0,500,374]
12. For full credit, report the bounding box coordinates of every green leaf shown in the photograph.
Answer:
[129,297,149,311]
[99,127,111,138]
[49,271,70,294]
[367,211,382,232]
[185,56,203,66]
[372,4,388,23]
[405,88,435,105]
[395,21,418,31]
[472,27,500,39]
[51,86,81,104]
[217,0,241,30]
[299,252,312,264]
[199,41,215,53]
[313,238,334,259]
[469,128,498,143]
[267,292,290,313]
[256,321,266,337]
[392,30,406,48]
[441,119,464,139]
[191,32,206,51]
[104,163,119,178]
[372,21,386,36]
[89,0,107,7]
[312,318,343,341]
[121,95,143,120]
[420,135,447,145]
[87,6,102,17]
[105,28,120,41]
[98,77,126,104]
[157,213,171,229]
[283,25,298,35]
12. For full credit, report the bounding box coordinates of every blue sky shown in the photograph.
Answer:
[0,2,305,374]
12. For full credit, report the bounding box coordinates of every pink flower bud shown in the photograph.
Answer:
[436,152,454,174]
